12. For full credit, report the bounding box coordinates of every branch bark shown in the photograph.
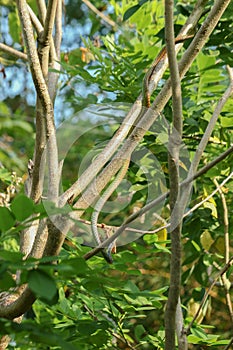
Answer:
[0,43,27,60]
[164,1,184,347]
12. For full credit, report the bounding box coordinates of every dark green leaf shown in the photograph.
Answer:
[123,5,140,21]
[0,271,16,290]
[28,269,57,301]
[0,250,23,262]
[0,207,15,231]
[11,194,34,221]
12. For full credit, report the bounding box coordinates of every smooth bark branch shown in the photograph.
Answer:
[48,0,62,103]
[0,43,27,60]
[27,2,60,103]
[213,179,233,328]
[55,0,62,59]
[36,0,46,24]
[39,0,58,78]
[82,0,116,28]
[27,2,60,199]
[186,256,233,333]
[165,1,184,348]
[27,4,44,34]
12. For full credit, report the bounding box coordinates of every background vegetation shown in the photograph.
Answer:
[0,0,232,349]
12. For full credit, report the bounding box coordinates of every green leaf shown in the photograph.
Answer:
[0,271,16,290]
[0,168,12,183]
[8,9,21,44]
[134,324,146,341]
[11,194,34,221]
[28,269,57,301]
[0,250,23,262]
[123,4,141,21]
[220,116,233,128]
[0,207,15,231]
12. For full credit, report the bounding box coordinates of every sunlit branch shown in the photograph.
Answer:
[0,43,27,60]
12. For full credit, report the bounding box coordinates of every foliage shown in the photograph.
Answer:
[0,0,232,349]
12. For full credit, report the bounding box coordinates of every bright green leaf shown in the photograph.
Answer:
[8,9,21,44]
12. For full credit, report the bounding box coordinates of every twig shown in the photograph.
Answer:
[82,0,116,28]
[186,256,233,333]
[213,178,233,328]
[184,171,233,217]
[214,178,230,264]
[0,43,27,60]
[224,337,233,350]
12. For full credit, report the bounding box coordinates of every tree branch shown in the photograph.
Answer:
[0,43,27,61]
[36,0,46,25]
[82,0,116,28]
[186,256,233,333]
[54,0,62,59]
[48,0,62,103]
[213,178,233,328]
[27,4,44,34]
[165,1,183,347]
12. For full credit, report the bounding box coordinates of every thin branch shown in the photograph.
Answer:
[40,0,58,78]
[83,147,233,261]
[213,178,233,328]
[224,337,233,350]
[82,0,116,28]
[186,256,233,333]
[0,43,27,60]
[165,0,184,347]
[47,0,62,103]
[36,0,46,24]
[185,171,233,217]
[213,178,230,264]
[27,4,44,34]
[54,0,62,59]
